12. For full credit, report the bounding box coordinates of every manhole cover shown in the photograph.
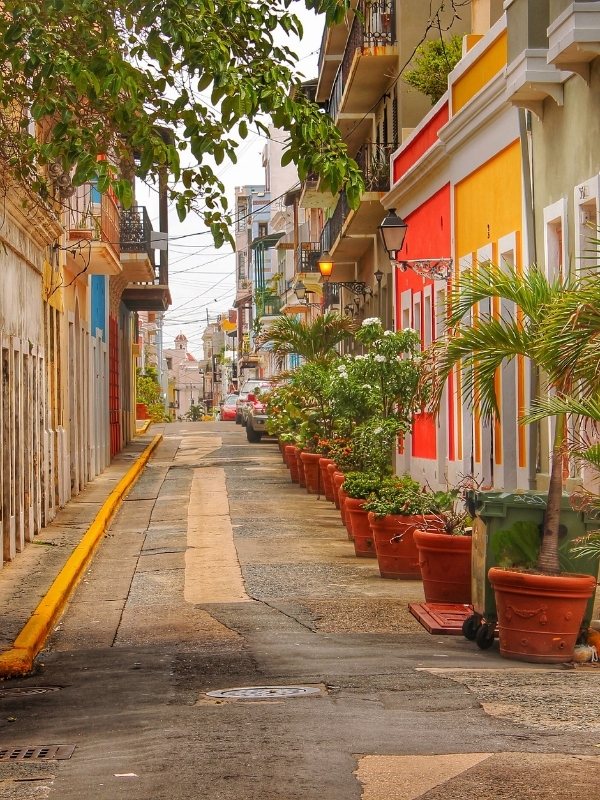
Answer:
[206,686,321,700]
[0,745,75,762]
[0,687,62,698]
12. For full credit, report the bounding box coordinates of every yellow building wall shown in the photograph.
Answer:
[454,139,527,472]
[452,30,507,113]
[455,140,521,256]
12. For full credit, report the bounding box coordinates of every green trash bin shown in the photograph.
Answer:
[465,490,600,648]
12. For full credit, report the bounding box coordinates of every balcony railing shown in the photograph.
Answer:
[297,242,322,273]
[68,183,120,255]
[355,141,397,192]
[120,206,154,264]
[328,0,396,120]
[323,282,340,309]
[320,190,349,254]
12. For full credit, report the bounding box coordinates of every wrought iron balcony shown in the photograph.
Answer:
[66,183,121,275]
[323,282,340,309]
[297,242,322,273]
[120,206,154,264]
[320,190,349,254]
[328,0,396,120]
[355,141,397,192]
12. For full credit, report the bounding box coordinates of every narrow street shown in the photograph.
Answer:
[0,421,598,799]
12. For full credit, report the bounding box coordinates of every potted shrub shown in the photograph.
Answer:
[413,485,473,603]
[364,475,450,579]
[433,263,599,662]
[342,471,383,557]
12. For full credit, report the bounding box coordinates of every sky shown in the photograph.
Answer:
[138,3,322,358]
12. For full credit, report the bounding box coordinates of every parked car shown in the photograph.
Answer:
[219,393,239,421]
[245,392,269,442]
[235,380,272,425]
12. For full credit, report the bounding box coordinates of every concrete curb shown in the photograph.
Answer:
[0,433,163,678]
[136,420,152,435]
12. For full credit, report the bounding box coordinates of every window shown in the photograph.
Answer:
[237,252,247,281]
[236,203,247,232]
[258,222,268,238]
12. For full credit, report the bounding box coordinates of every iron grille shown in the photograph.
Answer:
[323,282,340,309]
[355,142,397,192]
[0,745,75,762]
[330,0,396,118]
[320,191,349,254]
[297,242,321,273]
[120,206,154,265]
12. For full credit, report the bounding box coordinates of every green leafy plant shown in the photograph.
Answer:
[256,311,356,368]
[363,474,455,519]
[342,471,383,500]
[136,367,168,422]
[404,34,463,104]
[0,0,362,238]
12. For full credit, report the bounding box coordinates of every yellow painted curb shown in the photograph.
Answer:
[0,433,163,678]
[136,420,152,435]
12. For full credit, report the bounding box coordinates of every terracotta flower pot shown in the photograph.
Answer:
[319,458,335,502]
[369,513,444,579]
[414,529,472,603]
[278,440,287,461]
[285,445,300,483]
[295,450,306,488]
[332,472,345,511]
[326,463,339,504]
[337,488,353,539]
[488,567,596,664]
[346,498,376,558]
[300,452,321,494]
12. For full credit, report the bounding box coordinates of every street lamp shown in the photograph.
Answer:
[294,280,322,310]
[317,251,372,298]
[378,210,453,280]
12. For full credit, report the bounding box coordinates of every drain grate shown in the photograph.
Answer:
[206,685,321,700]
[0,745,75,762]
[0,687,62,699]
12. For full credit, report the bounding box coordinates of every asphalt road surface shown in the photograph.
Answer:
[0,421,598,799]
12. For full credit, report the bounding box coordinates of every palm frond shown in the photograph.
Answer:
[256,311,356,368]
[434,318,534,419]
[448,263,563,329]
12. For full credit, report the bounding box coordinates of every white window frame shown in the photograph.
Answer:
[542,198,568,281]
[573,175,600,275]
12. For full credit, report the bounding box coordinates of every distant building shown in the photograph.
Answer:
[163,333,204,419]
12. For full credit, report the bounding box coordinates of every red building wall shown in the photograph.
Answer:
[394,184,452,462]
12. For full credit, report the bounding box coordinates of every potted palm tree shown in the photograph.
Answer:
[433,263,599,662]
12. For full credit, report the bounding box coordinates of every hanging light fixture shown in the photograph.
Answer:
[378,208,408,259]
[294,280,307,301]
[317,252,334,278]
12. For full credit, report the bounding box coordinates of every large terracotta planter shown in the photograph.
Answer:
[319,459,335,502]
[337,488,353,539]
[285,445,300,483]
[346,498,376,558]
[369,513,444,579]
[332,472,345,511]
[488,567,596,664]
[295,450,306,488]
[326,463,339,504]
[414,529,472,603]
[300,452,321,494]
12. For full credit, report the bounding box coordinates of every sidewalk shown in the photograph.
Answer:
[0,429,163,661]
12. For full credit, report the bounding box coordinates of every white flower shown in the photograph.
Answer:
[373,427,383,434]
[336,365,346,373]
[404,327,417,334]
[354,354,366,360]
[374,354,386,363]
[361,317,381,327]
[361,384,371,389]
[383,330,394,336]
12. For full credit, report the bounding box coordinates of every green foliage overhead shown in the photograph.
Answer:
[0,0,362,243]
[404,34,463,104]
[257,311,356,367]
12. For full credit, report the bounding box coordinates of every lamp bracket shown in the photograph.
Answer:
[327,280,372,297]
[394,258,453,281]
